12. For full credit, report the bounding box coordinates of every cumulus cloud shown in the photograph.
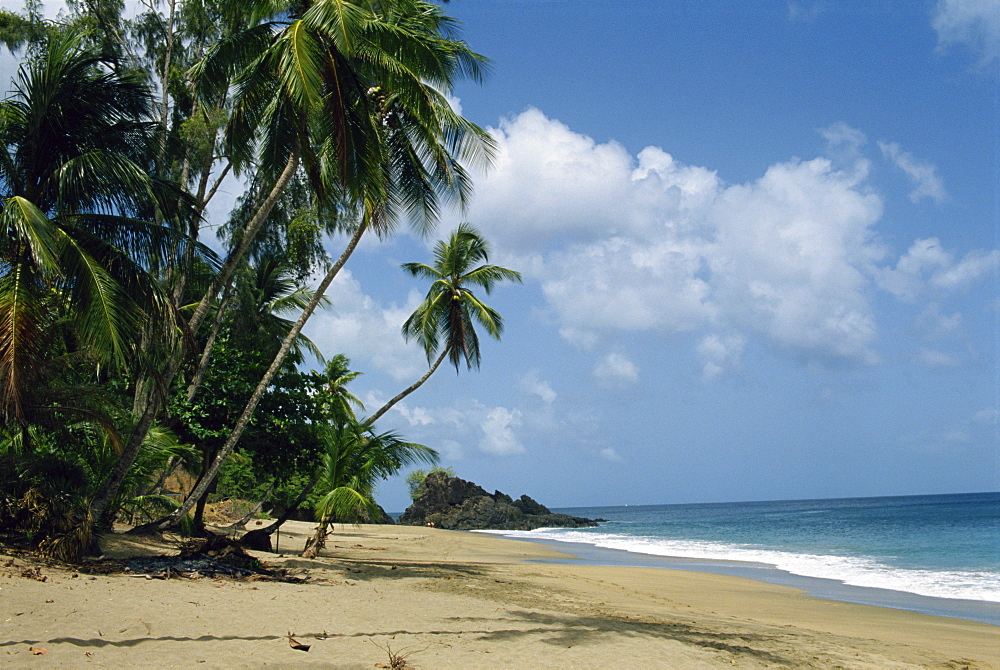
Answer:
[932,0,1000,66]
[878,142,947,204]
[464,112,901,366]
[305,113,991,388]
[302,271,427,381]
[593,353,639,385]
[877,238,999,301]
[697,333,746,379]
[479,407,525,456]
[520,372,557,405]
[704,155,882,362]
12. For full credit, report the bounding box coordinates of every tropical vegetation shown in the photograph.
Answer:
[0,0,517,562]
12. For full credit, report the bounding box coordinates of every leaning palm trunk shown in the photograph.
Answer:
[300,520,329,559]
[231,481,277,528]
[237,476,317,551]
[89,151,301,526]
[156,221,370,530]
[365,349,448,426]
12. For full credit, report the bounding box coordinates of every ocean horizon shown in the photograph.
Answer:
[473,491,1000,626]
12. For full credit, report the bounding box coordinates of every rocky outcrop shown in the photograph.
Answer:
[397,472,602,531]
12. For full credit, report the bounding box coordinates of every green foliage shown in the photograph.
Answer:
[402,223,522,371]
[0,0,497,550]
[213,450,263,501]
[0,413,195,556]
[0,8,48,53]
[405,467,456,500]
[312,422,438,524]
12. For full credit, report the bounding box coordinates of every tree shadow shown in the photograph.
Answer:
[0,634,284,649]
[443,609,793,665]
[287,554,495,582]
[3,609,796,664]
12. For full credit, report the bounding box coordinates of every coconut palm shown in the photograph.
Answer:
[366,223,521,425]
[148,0,494,531]
[301,421,437,558]
[0,29,187,426]
[185,0,492,335]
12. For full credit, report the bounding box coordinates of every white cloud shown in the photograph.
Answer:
[878,238,999,301]
[465,111,897,366]
[878,142,947,204]
[593,352,639,385]
[697,333,746,379]
[931,248,1000,290]
[599,447,625,463]
[787,2,825,22]
[705,155,882,362]
[303,271,427,381]
[472,109,637,250]
[389,403,436,426]
[821,122,870,174]
[435,439,465,461]
[932,0,1000,66]
[913,347,962,368]
[479,407,524,456]
[520,372,557,405]
[0,0,70,19]
[541,236,713,336]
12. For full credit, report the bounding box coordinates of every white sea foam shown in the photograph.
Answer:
[478,528,1000,603]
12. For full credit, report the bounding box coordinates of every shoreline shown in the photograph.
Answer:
[492,534,1000,627]
[2,521,997,668]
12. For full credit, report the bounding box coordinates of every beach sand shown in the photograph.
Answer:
[2,521,996,669]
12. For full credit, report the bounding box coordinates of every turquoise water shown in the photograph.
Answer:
[481,492,1000,623]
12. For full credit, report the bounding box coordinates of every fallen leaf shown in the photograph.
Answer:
[29,647,48,655]
[287,632,310,652]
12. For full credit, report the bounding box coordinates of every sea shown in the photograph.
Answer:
[480,492,1000,626]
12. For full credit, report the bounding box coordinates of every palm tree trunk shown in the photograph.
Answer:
[238,475,317,551]
[365,349,448,426]
[187,149,300,335]
[185,279,236,402]
[155,220,370,530]
[155,0,176,173]
[232,481,277,528]
[300,520,329,558]
[88,150,301,527]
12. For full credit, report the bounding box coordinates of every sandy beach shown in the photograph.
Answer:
[2,521,996,669]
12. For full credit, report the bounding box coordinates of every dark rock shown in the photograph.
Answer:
[397,472,601,531]
[512,494,549,516]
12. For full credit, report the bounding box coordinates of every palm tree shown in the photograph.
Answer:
[366,223,521,425]
[235,352,364,550]
[0,30,185,426]
[301,421,437,558]
[185,251,329,401]
[185,0,492,336]
[148,0,494,531]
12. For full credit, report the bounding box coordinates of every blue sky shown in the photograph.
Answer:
[5,0,996,511]
[312,0,998,511]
